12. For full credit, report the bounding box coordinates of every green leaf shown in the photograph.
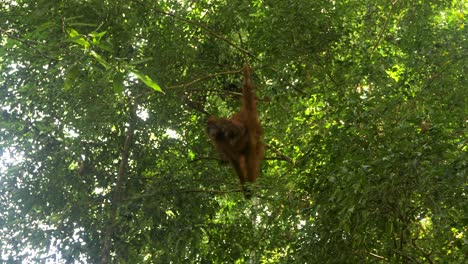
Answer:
[90,31,107,45]
[67,28,90,49]
[130,69,163,93]
[113,72,125,94]
[89,50,110,69]
[130,57,154,65]
[33,21,55,34]
[97,42,113,52]
[64,65,79,91]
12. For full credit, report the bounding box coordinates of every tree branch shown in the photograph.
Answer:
[100,102,137,264]
[136,69,242,100]
[265,143,293,163]
[124,188,244,201]
[131,0,256,59]
[168,69,242,89]
[0,27,59,61]
[370,0,400,56]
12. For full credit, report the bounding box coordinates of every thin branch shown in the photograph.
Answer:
[314,55,337,85]
[185,88,270,103]
[131,0,256,59]
[367,252,388,261]
[354,250,389,262]
[168,69,242,89]
[191,157,226,162]
[196,143,293,164]
[411,239,434,264]
[135,69,242,100]
[179,188,242,194]
[370,0,400,56]
[124,188,243,201]
[265,143,293,163]
[0,28,59,61]
[100,102,137,264]
[183,98,211,116]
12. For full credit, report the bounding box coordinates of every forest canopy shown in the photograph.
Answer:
[0,0,467,263]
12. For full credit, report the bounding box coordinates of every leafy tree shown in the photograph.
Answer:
[1,0,466,263]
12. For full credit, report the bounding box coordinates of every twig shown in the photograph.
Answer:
[370,0,400,56]
[314,55,337,85]
[168,69,242,89]
[131,0,256,59]
[100,102,137,264]
[124,188,243,201]
[0,28,59,61]
[191,157,226,162]
[135,69,242,100]
[265,143,293,163]
[411,239,434,264]
[354,250,389,262]
[367,252,388,261]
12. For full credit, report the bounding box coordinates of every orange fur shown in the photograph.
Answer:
[207,64,264,198]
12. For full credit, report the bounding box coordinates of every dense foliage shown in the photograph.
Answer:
[1,0,466,263]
